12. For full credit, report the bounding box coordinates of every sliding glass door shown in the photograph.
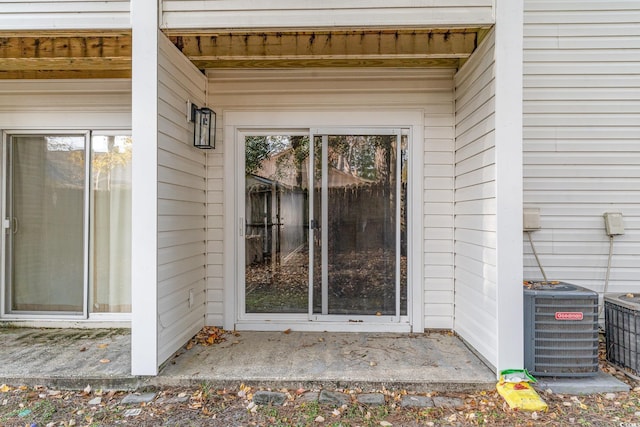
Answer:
[310,130,407,320]
[5,134,88,314]
[240,129,408,324]
[2,132,132,318]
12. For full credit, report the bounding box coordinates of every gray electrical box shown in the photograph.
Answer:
[603,212,624,236]
[523,208,541,231]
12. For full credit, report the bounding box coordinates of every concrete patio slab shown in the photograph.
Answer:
[534,371,630,395]
[0,327,497,392]
[155,331,497,392]
[0,327,136,390]
[0,327,631,395]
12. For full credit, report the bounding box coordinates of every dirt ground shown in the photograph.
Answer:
[2,364,640,426]
[2,331,640,427]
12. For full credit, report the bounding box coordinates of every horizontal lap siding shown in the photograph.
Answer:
[523,1,640,298]
[162,0,493,29]
[157,34,207,364]
[0,80,131,128]
[0,0,130,30]
[207,68,455,329]
[454,29,497,365]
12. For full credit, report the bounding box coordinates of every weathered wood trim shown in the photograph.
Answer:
[0,30,131,79]
[168,28,485,69]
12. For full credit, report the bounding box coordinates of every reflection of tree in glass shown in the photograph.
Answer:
[245,135,309,188]
[328,135,396,184]
[93,136,132,190]
[45,136,86,187]
[245,136,272,175]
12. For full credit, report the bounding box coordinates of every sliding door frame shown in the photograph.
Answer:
[224,110,424,333]
[1,130,90,319]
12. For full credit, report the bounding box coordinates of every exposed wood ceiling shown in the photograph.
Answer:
[168,28,486,69]
[0,28,488,79]
[0,30,131,79]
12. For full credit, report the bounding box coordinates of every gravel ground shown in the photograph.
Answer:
[2,332,640,426]
[1,371,640,427]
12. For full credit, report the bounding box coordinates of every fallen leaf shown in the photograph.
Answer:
[99,359,110,364]
[314,415,325,422]
[380,421,393,426]
[0,384,11,393]
[283,328,291,334]
[83,385,92,394]
[79,347,87,352]
[97,343,109,349]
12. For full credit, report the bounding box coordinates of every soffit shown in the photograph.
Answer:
[0,30,131,79]
[0,27,490,79]
[166,28,489,69]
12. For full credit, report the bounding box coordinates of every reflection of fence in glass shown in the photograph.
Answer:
[245,135,310,314]
[244,132,408,316]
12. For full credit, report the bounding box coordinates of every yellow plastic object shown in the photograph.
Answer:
[496,377,548,411]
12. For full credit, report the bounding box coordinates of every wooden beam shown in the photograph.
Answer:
[0,70,131,79]
[1,57,131,71]
[168,28,481,69]
[191,57,462,69]
[0,30,131,79]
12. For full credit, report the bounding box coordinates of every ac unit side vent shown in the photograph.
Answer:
[524,282,599,377]
[605,294,640,375]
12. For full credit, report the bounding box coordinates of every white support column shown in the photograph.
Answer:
[494,0,524,373]
[131,0,159,375]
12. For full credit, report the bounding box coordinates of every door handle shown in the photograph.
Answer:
[310,219,320,230]
[12,217,18,234]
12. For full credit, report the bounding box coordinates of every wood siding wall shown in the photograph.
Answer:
[523,1,640,297]
[162,0,494,29]
[0,80,130,129]
[157,34,207,364]
[206,68,456,329]
[0,0,131,30]
[454,30,497,364]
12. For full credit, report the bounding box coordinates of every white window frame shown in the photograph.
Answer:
[0,129,132,324]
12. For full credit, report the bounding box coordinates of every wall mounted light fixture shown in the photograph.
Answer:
[188,101,215,149]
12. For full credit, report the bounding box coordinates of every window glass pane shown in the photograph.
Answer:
[9,135,85,313]
[90,135,132,313]
[244,135,309,313]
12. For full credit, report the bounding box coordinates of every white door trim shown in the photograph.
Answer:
[223,110,424,332]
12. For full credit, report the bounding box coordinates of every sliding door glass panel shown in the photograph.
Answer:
[400,134,408,315]
[244,135,309,313]
[312,136,323,314]
[90,135,132,313]
[8,135,86,313]
[312,133,407,316]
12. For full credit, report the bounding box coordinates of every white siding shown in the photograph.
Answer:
[454,30,497,365]
[0,0,131,30]
[0,79,130,129]
[162,0,494,29]
[524,1,640,299]
[157,33,208,364]
[207,68,455,330]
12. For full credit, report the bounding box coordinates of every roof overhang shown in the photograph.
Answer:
[167,27,490,69]
[0,27,491,79]
[0,30,131,79]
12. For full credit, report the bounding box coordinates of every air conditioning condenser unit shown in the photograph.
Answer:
[524,282,599,377]
[605,293,640,375]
